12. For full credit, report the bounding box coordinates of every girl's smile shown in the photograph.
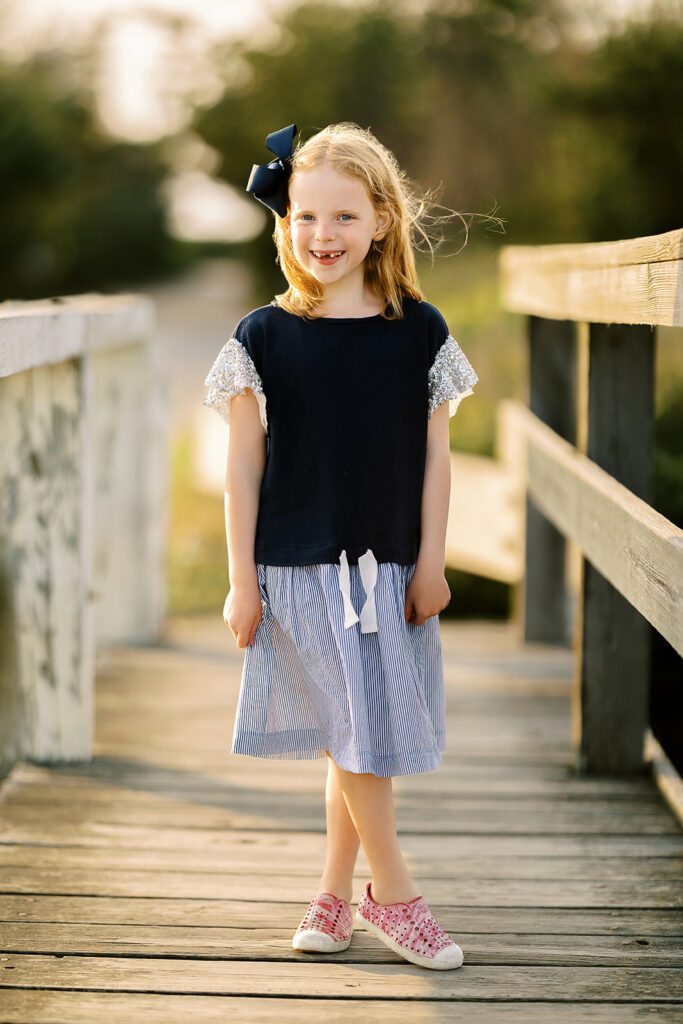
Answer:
[288,163,390,306]
[310,249,346,265]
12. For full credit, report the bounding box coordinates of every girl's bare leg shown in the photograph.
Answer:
[316,751,360,902]
[328,756,420,905]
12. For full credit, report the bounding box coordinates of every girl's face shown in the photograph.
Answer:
[288,163,390,285]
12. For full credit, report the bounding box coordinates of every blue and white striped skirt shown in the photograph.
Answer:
[230,552,446,777]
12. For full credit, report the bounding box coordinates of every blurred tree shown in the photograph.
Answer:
[193,0,575,295]
[534,13,683,241]
[2,0,680,298]
[195,0,683,266]
[193,1,430,295]
[0,51,185,300]
[416,1,568,237]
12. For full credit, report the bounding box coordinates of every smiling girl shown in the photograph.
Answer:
[203,122,479,970]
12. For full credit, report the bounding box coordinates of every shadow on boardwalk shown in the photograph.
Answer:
[0,617,682,1022]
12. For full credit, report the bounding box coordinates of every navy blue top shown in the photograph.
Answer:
[214,295,471,566]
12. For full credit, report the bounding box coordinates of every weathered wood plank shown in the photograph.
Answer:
[1,781,671,813]
[2,845,681,881]
[2,922,681,967]
[2,798,675,831]
[2,895,679,936]
[6,759,666,797]
[503,401,683,655]
[499,226,683,325]
[1,991,681,1024]
[3,825,680,857]
[1,619,679,1020]
[1,868,680,907]
[1,954,681,1001]
[0,294,154,376]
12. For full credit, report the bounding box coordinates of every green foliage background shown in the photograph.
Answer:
[2,1,683,299]
[1,0,681,628]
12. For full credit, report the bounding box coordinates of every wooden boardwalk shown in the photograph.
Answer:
[1,617,682,1022]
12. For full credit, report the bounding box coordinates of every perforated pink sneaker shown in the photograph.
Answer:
[291,891,353,952]
[355,880,464,969]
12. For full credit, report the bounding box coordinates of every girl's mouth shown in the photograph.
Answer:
[310,250,345,265]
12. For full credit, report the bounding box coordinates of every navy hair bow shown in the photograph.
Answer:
[245,124,298,217]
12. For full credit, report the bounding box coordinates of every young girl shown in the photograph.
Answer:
[203,122,478,971]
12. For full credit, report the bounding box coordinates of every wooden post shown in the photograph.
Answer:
[0,296,161,768]
[0,357,94,765]
[90,341,167,645]
[574,322,656,774]
[522,315,576,646]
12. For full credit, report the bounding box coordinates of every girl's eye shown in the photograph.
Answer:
[299,214,354,221]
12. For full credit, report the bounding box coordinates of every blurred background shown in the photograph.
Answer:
[1,0,681,625]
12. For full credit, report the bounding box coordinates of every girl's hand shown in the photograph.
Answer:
[223,580,263,649]
[404,564,451,625]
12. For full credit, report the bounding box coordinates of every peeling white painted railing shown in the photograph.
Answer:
[0,293,167,765]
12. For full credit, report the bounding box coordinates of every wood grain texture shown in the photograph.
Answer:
[2,953,682,998]
[576,322,656,772]
[0,295,166,766]
[502,401,683,656]
[524,315,577,645]
[0,617,680,1020]
[1,992,682,1024]
[0,357,92,763]
[0,294,154,377]
[499,227,683,325]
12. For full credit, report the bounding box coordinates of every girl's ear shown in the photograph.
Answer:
[374,206,392,240]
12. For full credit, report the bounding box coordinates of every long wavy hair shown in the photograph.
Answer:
[271,122,492,321]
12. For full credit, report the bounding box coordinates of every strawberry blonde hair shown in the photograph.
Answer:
[271,122,488,320]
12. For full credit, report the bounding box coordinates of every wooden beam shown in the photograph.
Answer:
[502,402,683,657]
[499,227,683,326]
[0,294,155,376]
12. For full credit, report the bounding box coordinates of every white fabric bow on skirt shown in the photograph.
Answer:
[338,548,378,634]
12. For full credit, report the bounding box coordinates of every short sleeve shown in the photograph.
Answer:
[428,333,478,418]
[423,301,478,418]
[202,320,268,432]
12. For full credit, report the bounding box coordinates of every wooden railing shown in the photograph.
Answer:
[0,294,167,770]
[497,227,682,783]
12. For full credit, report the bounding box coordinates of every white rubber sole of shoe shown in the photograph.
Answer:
[291,928,352,952]
[355,909,464,969]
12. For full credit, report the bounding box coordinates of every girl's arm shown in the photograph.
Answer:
[225,388,266,584]
[417,400,451,573]
[406,401,452,623]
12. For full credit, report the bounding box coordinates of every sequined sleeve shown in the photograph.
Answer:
[428,334,478,418]
[203,335,268,431]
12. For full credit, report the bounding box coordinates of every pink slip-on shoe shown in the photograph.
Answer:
[291,891,353,952]
[355,880,464,970]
